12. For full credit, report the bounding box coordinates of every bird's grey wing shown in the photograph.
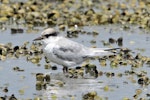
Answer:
[52,44,88,63]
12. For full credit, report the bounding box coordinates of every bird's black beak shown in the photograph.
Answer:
[33,36,43,41]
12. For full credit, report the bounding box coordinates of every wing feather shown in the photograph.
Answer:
[52,38,89,63]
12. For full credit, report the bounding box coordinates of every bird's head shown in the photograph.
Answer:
[33,28,59,41]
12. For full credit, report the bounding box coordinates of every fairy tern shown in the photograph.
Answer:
[34,28,119,73]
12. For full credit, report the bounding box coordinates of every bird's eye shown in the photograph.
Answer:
[44,32,58,38]
[51,32,58,36]
[44,34,50,38]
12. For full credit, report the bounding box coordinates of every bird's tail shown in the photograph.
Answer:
[87,48,120,57]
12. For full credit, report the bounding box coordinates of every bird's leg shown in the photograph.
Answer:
[63,66,68,73]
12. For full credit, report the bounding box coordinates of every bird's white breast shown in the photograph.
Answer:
[42,37,77,67]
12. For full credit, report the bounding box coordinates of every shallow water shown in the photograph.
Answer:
[0,25,150,100]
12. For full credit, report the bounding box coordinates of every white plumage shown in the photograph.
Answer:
[34,28,118,72]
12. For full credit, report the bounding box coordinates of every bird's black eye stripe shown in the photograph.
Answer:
[44,32,58,38]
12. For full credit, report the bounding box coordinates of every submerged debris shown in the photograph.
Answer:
[3,87,8,93]
[36,73,45,82]
[51,65,57,70]
[84,64,98,78]
[117,37,123,46]
[35,73,51,90]
[82,91,104,100]
[137,76,149,86]
[11,28,24,34]
[35,82,43,91]
[108,37,123,46]
[13,66,24,72]
[0,94,17,100]
[109,38,116,44]
[0,0,150,30]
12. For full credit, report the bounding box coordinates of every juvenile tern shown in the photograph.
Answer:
[34,28,119,73]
